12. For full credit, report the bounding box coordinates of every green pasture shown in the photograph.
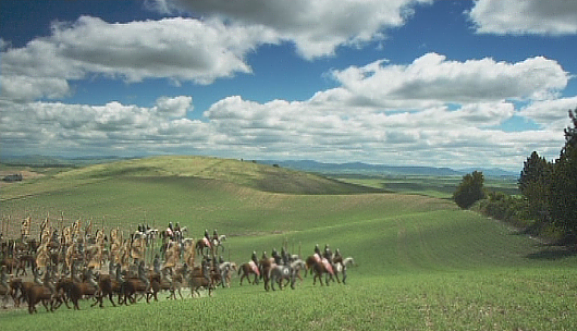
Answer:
[1,156,576,330]
[336,175,519,199]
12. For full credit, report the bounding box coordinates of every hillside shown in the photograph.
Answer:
[0,156,384,202]
[2,156,577,330]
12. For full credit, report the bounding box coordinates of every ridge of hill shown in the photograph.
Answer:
[2,156,385,199]
[259,159,518,178]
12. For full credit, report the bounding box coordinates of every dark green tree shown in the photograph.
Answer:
[453,171,485,209]
[549,109,577,236]
[518,151,552,220]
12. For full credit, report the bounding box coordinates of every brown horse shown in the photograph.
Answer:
[91,274,121,308]
[26,284,54,314]
[238,261,260,285]
[186,266,214,297]
[195,238,211,256]
[258,257,275,291]
[119,278,157,305]
[310,257,337,286]
[53,278,93,310]
[155,267,185,300]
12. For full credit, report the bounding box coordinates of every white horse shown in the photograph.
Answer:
[211,235,227,255]
[268,259,306,291]
[218,261,237,288]
[334,257,355,284]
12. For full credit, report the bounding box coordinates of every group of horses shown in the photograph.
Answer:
[0,220,237,314]
[237,246,355,291]
[1,219,355,315]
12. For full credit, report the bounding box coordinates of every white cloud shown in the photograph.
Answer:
[154,96,193,118]
[151,0,432,59]
[327,53,569,107]
[468,0,577,35]
[1,52,571,170]
[0,75,71,101]
[518,96,577,131]
[0,16,279,101]
[0,97,209,156]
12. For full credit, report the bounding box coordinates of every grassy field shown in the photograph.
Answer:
[1,156,575,330]
[335,174,519,199]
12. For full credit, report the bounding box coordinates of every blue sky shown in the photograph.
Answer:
[1,0,576,171]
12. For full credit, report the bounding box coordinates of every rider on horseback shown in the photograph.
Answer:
[166,222,174,240]
[281,247,289,265]
[212,229,220,246]
[314,244,322,260]
[324,244,333,263]
[138,260,151,292]
[201,256,212,282]
[271,248,282,265]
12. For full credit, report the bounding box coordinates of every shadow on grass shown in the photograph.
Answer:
[525,245,577,260]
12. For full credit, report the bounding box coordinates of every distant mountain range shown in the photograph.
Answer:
[0,155,518,178]
[258,160,518,178]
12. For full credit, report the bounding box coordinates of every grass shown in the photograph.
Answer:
[335,175,519,199]
[1,156,576,330]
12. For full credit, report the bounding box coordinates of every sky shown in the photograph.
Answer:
[1,0,577,172]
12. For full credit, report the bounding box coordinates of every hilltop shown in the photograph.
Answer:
[0,156,384,201]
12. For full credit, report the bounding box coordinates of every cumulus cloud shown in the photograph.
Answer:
[518,96,577,131]
[0,16,278,101]
[154,96,193,118]
[149,0,432,59]
[0,96,207,156]
[1,51,571,170]
[326,53,569,107]
[468,0,577,35]
[201,94,564,169]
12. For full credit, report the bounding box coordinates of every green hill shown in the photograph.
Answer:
[0,156,383,201]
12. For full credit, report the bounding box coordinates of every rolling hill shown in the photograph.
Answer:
[0,156,384,202]
[1,155,576,330]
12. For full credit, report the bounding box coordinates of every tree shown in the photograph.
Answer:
[549,108,577,236]
[518,151,552,220]
[453,171,485,209]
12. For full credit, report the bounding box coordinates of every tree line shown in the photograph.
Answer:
[454,108,577,243]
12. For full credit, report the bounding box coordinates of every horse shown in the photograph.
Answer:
[186,266,214,297]
[195,237,212,257]
[91,274,121,308]
[119,277,156,305]
[211,235,226,255]
[311,257,336,286]
[26,283,54,314]
[218,261,237,288]
[53,277,97,310]
[238,261,260,285]
[333,257,355,285]
[268,259,306,291]
[157,267,186,300]
[258,256,275,291]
